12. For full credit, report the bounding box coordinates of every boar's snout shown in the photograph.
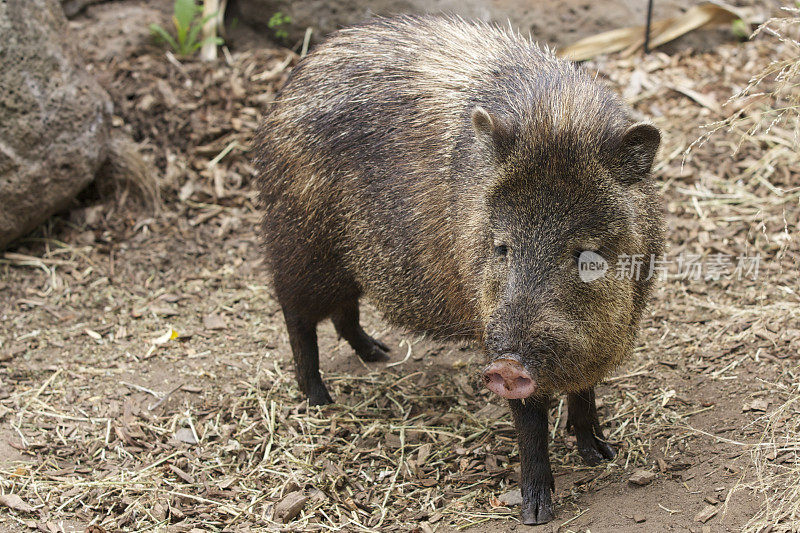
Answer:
[483,354,537,399]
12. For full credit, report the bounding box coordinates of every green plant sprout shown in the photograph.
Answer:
[268,12,291,41]
[150,0,224,57]
[731,18,751,40]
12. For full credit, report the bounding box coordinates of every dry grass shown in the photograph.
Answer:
[700,8,800,532]
[0,295,680,532]
[94,134,162,213]
[689,7,800,192]
[0,347,721,531]
[740,376,800,532]
[724,7,800,143]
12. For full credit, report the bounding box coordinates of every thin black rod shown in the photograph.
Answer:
[644,0,654,53]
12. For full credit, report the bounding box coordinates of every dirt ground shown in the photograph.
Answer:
[1,1,799,532]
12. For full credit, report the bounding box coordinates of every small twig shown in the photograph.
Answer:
[658,503,682,514]
[386,339,413,367]
[301,27,313,57]
[165,51,190,78]
[137,450,184,475]
[121,381,160,398]
[208,140,239,168]
[560,507,589,528]
[148,383,185,411]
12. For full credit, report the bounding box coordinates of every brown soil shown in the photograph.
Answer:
[1,2,798,532]
[224,0,772,52]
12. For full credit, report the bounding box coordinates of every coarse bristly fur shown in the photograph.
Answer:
[254,14,664,399]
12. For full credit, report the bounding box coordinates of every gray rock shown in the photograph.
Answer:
[70,3,167,63]
[174,428,198,445]
[0,0,112,250]
[629,469,657,486]
[61,0,105,18]
[499,489,523,507]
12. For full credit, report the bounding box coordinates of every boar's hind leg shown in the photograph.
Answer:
[509,397,555,525]
[331,300,391,362]
[282,308,333,406]
[567,387,615,466]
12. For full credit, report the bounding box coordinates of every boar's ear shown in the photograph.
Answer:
[613,122,660,182]
[471,106,515,158]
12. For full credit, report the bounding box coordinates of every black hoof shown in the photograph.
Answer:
[306,385,333,406]
[355,336,391,362]
[576,434,616,466]
[520,485,554,525]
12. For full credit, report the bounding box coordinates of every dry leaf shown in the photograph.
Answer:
[152,327,179,345]
[668,85,722,114]
[695,504,719,523]
[274,491,309,523]
[85,329,103,342]
[742,398,769,412]
[0,493,35,513]
[168,464,195,484]
[560,3,747,61]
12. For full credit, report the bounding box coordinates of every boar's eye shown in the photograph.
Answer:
[494,244,509,258]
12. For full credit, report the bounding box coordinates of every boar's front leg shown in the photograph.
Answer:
[567,387,615,466]
[282,307,333,406]
[509,396,554,525]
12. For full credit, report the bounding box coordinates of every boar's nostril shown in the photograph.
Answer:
[513,376,532,390]
[484,371,503,386]
[482,359,537,399]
